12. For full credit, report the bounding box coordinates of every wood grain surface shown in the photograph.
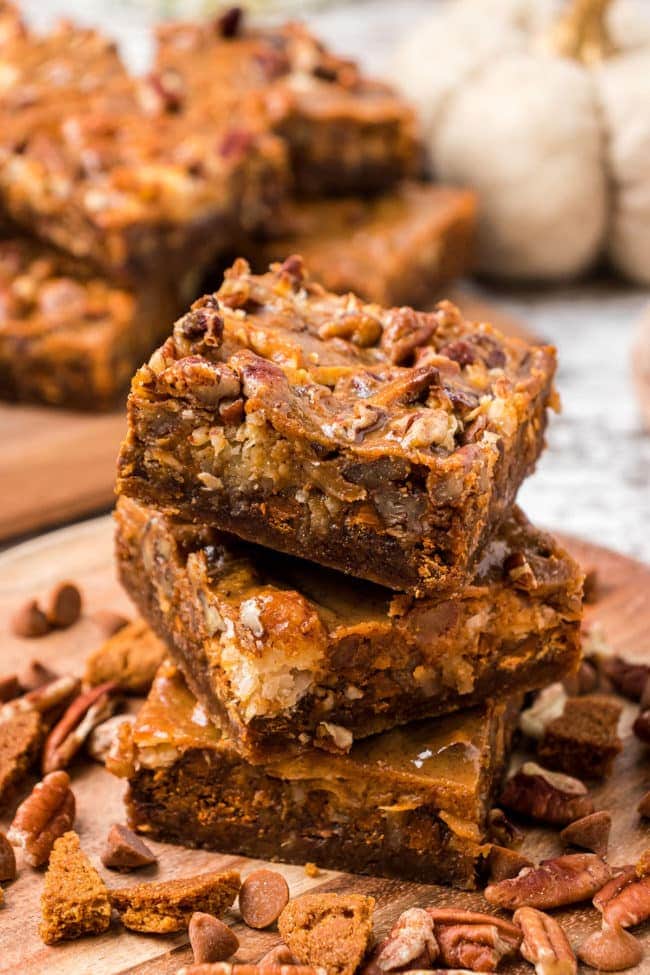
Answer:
[0,293,535,546]
[0,517,648,974]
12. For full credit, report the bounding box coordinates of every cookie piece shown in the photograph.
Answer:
[84,618,166,695]
[39,832,111,944]
[0,708,44,806]
[111,869,241,933]
[278,893,375,975]
[538,695,623,779]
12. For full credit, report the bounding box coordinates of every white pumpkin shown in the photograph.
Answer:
[392,0,650,282]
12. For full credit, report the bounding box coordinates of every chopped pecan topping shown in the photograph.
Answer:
[514,907,577,975]
[160,357,241,406]
[484,854,612,911]
[8,770,75,867]
[42,681,118,774]
[503,551,537,590]
[499,762,593,826]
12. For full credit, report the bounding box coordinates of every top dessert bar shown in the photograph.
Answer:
[155,11,420,195]
[254,182,477,308]
[0,18,286,281]
[118,258,557,595]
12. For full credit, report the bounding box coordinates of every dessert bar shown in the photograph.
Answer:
[117,258,557,595]
[255,182,477,308]
[115,496,582,761]
[0,19,286,282]
[0,237,178,408]
[155,13,419,196]
[113,660,519,889]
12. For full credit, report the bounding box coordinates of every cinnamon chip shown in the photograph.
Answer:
[101,823,157,871]
[278,893,375,975]
[239,869,289,929]
[189,912,239,964]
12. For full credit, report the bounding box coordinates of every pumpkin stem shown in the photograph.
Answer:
[547,0,616,64]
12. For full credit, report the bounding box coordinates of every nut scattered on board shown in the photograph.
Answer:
[90,609,130,637]
[8,770,76,867]
[3,674,81,722]
[600,656,650,701]
[484,853,612,910]
[189,912,240,964]
[487,808,524,848]
[46,582,82,629]
[42,681,118,774]
[577,863,650,970]
[39,831,111,944]
[364,907,438,973]
[426,909,521,971]
[110,869,241,934]
[0,830,17,882]
[499,762,594,825]
[239,869,290,929]
[487,845,534,883]
[278,893,375,975]
[11,599,50,638]
[560,810,611,856]
[514,906,577,975]
[101,823,157,871]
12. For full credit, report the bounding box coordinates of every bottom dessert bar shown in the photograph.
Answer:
[254,182,477,308]
[0,236,181,409]
[113,660,519,890]
[115,496,582,763]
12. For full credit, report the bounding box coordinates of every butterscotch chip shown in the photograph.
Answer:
[84,619,166,694]
[111,869,241,933]
[0,708,44,806]
[0,830,16,882]
[239,869,289,929]
[46,582,82,628]
[90,609,130,637]
[560,811,611,856]
[12,600,50,638]
[304,863,320,878]
[278,893,375,975]
[189,912,239,964]
[39,831,111,944]
[101,823,157,871]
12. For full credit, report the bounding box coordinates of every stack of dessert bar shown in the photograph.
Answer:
[0,4,475,408]
[113,256,583,890]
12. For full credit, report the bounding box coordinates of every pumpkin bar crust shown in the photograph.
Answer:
[255,182,477,308]
[113,661,519,890]
[117,257,557,595]
[115,496,582,762]
[0,19,286,282]
[0,237,179,409]
[155,14,419,196]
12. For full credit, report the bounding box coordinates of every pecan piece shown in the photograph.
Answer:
[2,674,81,723]
[160,357,241,407]
[42,681,118,774]
[487,808,524,848]
[560,810,611,856]
[8,770,75,867]
[578,924,643,972]
[499,762,593,826]
[427,910,520,972]
[215,6,243,38]
[484,854,612,911]
[363,907,438,974]
[514,907,577,975]
[600,873,650,929]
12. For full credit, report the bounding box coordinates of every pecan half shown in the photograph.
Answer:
[514,907,577,975]
[484,854,612,911]
[8,770,75,867]
[499,763,593,826]
[600,874,650,929]
[42,681,118,774]
[363,908,438,974]
[578,923,643,972]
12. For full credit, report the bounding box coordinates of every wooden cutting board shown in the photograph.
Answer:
[0,516,648,973]
[0,293,537,545]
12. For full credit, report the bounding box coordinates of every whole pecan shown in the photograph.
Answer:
[514,907,577,975]
[484,854,612,911]
[42,681,118,774]
[599,874,650,929]
[8,770,75,867]
[426,910,520,972]
[362,908,438,974]
[499,763,593,826]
